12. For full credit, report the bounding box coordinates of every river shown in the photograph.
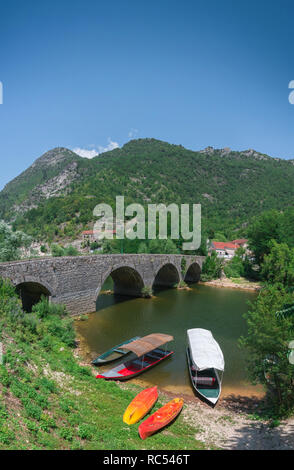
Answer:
[76,282,263,398]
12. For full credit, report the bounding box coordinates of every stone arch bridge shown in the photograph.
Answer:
[0,254,204,315]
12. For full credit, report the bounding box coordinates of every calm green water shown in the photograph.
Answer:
[76,283,262,397]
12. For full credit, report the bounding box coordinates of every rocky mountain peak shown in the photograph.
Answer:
[31,147,80,169]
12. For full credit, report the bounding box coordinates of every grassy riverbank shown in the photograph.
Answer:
[0,281,205,450]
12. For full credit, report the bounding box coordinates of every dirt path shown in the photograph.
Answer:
[179,394,294,450]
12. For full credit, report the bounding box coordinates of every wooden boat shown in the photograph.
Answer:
[92,336,140,365]
[186,328,224,406]
[138,398,184,440]
[123,386,158,425]
[96,333,174,381]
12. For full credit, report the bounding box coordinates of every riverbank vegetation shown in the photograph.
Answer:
[241,284,294,418]
[0,280,204,450]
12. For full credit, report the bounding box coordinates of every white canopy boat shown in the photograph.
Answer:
[186,328,225,406]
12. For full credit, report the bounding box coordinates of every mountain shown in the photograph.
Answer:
[1,138,294,240]
[0,147,83,218]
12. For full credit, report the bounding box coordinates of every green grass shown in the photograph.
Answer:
[0,286,205,450]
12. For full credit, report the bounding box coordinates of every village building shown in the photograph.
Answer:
[82,230,96,243]
[208,238,249,259]
[82,229,117,244]
[232,239,248,249]
[210,241,239,259]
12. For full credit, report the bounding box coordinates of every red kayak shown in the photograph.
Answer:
[138,397,184,440]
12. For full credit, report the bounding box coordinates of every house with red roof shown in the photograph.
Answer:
[232,239,248,249]
[82,228,116,243]
[209,241,240,259]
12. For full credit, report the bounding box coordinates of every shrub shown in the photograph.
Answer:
[0,278,16,299]
[64,245,79,256]
[177,280,188,288]
[201,252,223,280]
[51,244,65,257]
[141,286,153,298]
[78,424,93,440]
[44,317,75,347]
[36,377,57,394]
[25,419,39,435]
[22,400,42,420]
[0,425,14,444]
[40,414,57,431]
[181,257,187,277]
[32,298,67,318]
[224,256,245,278]
[0,367,12,387]
[58,427,73,441]
[90,241,99,251]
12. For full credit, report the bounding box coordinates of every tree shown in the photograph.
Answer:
[164,239,179,254]
[224,247,247,278]
[201,251,223,280]
[149,238,179,254]
[247,210,282,264]
[213,232,227,242]
[0,221,31,262]
[138,242,148,253]
[51,244,65,257]
[240,284,294,415]
[64,245,79,256]
[261,241,294,287]
[102,239,120,254]
[278,207,294,249]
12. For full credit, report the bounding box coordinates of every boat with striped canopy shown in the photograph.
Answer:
[96,333,174,381]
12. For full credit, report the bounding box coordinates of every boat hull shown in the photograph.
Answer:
[96,348,173,381]
[92,336,140,365]
[123,386,158,425]
[186,347,221,406]
[138,398,184,440]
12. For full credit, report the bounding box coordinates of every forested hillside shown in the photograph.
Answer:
[1,139,294,242]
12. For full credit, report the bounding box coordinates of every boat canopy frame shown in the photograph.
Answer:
[120,333,174,358]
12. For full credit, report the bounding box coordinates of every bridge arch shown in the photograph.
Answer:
[152,263,180,290]
[15,280,52,312]
[96,265,145,301]
[184,262,201,284]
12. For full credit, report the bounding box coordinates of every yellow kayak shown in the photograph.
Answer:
[123,386,158,425]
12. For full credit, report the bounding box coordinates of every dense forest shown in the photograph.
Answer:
[1,139,294,243]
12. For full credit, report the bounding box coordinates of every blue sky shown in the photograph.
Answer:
[1,0,294,189]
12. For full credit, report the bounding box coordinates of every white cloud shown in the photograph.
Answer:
[128,128,139,139]
[72,148,98,159]
[98,138,120,154]
[73,138,120,159]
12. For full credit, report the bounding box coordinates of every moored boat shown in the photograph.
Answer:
[186,328,224,406]
[96,333,174,381]
[123,386,158,424]
[138,397,184,440]
[92,336,140,365]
